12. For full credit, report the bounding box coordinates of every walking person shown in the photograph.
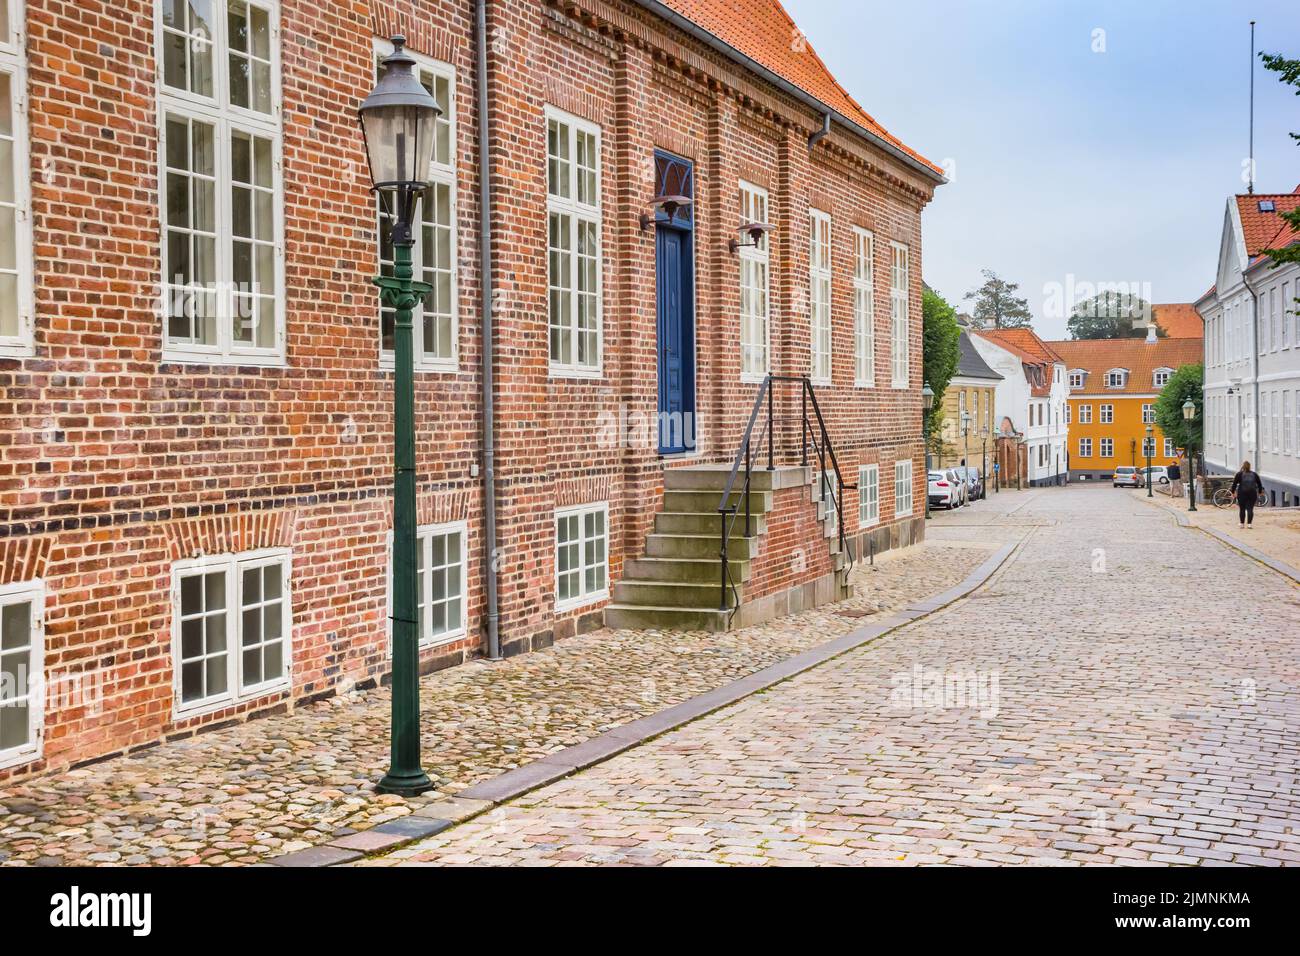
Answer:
[1230,461,1266,529]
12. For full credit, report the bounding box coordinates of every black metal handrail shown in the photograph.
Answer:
[717,374,857,619]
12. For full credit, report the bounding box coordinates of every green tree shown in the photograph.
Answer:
[963,269,1034,329]
[1259,52,1300,278]
[922,287,961,454]
[1066,292,1158,339]
[1154,363,1203,455]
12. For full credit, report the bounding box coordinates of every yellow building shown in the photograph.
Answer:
[936,330,1002,469]
[1050,334,1203,481]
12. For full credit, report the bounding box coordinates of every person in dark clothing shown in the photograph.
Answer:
[1230,461,1266,529]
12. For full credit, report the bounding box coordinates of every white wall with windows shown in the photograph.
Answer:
[739,180,769,382]
[546,107,601,376]
[555,503,608,612]
[0,579,43,769]
[171,549,291,717]
[158,0,285,364]
[0,1,31,358]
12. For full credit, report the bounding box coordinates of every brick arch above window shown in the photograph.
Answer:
[163,510,298,563]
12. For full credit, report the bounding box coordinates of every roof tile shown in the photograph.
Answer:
[1049,338,1203,397]
[1151,303,1203,339]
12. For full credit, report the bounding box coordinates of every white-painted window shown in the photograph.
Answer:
[1142,403,1154,424]
[858,464,879,527]
[376,39,457,370]
[1105,369,1126,388]
[1100,403,1114,424]
[1273,391,1282,454]
[172,549,291,716]
[1068,370,1084,389]
[1153,368,1172,387]
[158,0,285,365]
[1283,281,1292,348]
[0,6,31,358]
[1078,404,1092,424]
[1285,390,1294,455]
[1269,287,1279,352]
[1100,437,1114,458]
[893,459,913,517]
[1142,437,1155,458]
[809,209,832,383]
[852,228,874,386]
[387,522,467,648]
[1078,437,1091,458]
[1164,438,1175,457]
[814,469,839,528]
[0,579,43,768]
[555,503,608,611]
[1064,403,1071,424]
[889,242,909,388]
[546,107,601,376]
[739,181,769,381]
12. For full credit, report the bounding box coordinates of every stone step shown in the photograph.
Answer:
[624,556,752,584]
[604,604,731,633]
[613,579,741,609]
[655,511,766,538]
[662,489,771,515]
[663,464,811,492]
[645,532,758,561]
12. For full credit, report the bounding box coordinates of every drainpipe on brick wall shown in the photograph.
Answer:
[808,112,830,150]
[477,0,501,660]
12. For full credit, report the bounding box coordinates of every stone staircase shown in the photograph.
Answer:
[604,463,848,632]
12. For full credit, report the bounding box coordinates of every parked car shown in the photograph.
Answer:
[928,470,961,510]
[1113,466,1143,488]
[953,465,985,501]
[1138,465,1170,486]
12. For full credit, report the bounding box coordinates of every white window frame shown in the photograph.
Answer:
[0,6,32,358]
[376,37,458,373]
[852,227,875,387]
[1286,390,1294,455]
[554,502,609,613]
[156,0,285,366]
[1153,367,1172,388]
[739,180,770,382]
[858,463,879,528]
[1100,437,1114,458]
[809,208,832,384]
[545,106,602,378]
[171,547,292,718]
[1078,437,1092,458]
[1105,369,1126,388]
[1141,403,1155,424]
[1100,403,1114,424]
[1078,403,1092,424]
[893,459,913,517]
[1064,403,1071,425]
[0,578,44,769]
[386,520,469,650]
[1068,370,1084,389]
[1142,436,1155,458]
[889,242,910,388]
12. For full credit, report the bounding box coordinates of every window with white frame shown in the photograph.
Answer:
[852,228,874,386]
[0,7,31,358]
[159,0,284,364]
[809,209,832,382]
[1078,403,1092,424]
[546,108,601,375]
[1068,370,1084,389]
[1142,403,1154,424]
[172,549,290,714]
[814,469,839,527]
[1273,391,1281,453]
[555,503,607,610]
[858,464,879,527]
[1153,368,1172,387]
[1100,437,1114,458]
[1142,437,1155,458]
[0,580,43,767]
[894,460,913,517]
[1100,403,1114,424]
[1164,437,1175,457]
[889,242,909,387]
[1078,437,1092,458]
[1285,390,1294,454]
[376,40,456,369]
[1105,370,1126,388]
[387,522,466,647]
[1064,403,1071,424]
[739,181,769,380]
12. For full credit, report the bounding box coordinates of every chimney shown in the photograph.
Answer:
[1145,323,1157,344]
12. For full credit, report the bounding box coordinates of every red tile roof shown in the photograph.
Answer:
[1235,186,1300,257]
[1049,338,1204,396]
[971,328,1061,397]
[1151,303,1203,339]
[660,0,942,175]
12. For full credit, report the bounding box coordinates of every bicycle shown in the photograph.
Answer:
[1212,489,1269,509]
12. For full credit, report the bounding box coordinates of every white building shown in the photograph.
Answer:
[969,328,1069,486]
[1196,188,1300,503]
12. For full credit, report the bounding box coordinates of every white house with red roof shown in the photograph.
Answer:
[1196,187,1300,502]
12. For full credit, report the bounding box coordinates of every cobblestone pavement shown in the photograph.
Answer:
[368,485,1300,867]
[0,530,994,866]
[1137,486,1300,574]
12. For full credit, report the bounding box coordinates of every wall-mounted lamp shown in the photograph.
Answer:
[729,221,774,253]
[639,194,693,231]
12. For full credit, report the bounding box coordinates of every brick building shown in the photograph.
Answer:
[0,0,941,779]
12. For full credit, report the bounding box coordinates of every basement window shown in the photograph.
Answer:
[555,503,608,612]
[0,580,43,770]
[387,522,467,648]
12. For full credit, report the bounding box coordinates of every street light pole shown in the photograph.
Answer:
[922,382,934,520]
[1183,398,1199,513]
[360,36,440,797]
[980,425,989,501]
[1145,423,1154,498]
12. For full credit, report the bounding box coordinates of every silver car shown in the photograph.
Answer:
[1113,466,1143,488]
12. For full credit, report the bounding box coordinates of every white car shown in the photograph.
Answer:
[928,470,961,509]
[1138,465,1170,486]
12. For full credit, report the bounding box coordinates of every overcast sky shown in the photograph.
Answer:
[784,0,1300,340]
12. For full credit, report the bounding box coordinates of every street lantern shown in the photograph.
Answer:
[921,383,935,412]
[1182,398,1198,512]
[1145,423,1154,498]
[360,36,441,797]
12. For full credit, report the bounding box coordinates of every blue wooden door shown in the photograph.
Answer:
[657,225,695,454]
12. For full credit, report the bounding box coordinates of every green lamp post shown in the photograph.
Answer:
[922,383,934,519]
[1182,398,1198,512]
[1145,423,1154,497]
[359,36,440,796]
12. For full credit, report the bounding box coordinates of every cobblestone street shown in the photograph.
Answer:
[0,506,999,866]
[367,485,1300,867]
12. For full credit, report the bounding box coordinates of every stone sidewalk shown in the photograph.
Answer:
[365,484,1300,867]
[1135,487,1300,580]
[0,516,1010,866]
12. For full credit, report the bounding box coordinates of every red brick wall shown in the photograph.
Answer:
[0,0,936,778]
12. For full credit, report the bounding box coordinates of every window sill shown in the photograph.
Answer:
[555,589,609,616]
[549,365,605,381]
[0,342,34,360]
[0,742,41,772]
[173,681,291,723]
[161,350,288,369]
[379,357,461,374]
[740,373,769,385]
[853,380,876,389]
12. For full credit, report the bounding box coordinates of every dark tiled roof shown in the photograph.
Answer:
[955,330,1002,381]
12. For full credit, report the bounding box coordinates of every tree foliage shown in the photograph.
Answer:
[1154,363,1203,454]
[1259,51,1300,271]
[922,287,961,453]
[1066,292,1158,340]
[963,269,1034,329]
